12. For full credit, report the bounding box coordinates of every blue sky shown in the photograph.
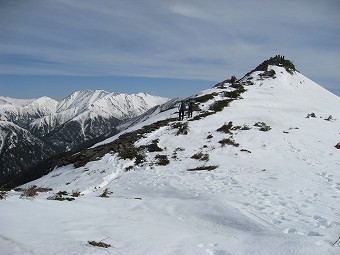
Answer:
[0,0,339,100]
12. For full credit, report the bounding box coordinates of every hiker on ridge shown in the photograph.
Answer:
[188,99,195,118]
[178,100,186,121]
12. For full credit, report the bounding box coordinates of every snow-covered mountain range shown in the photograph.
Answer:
[1,56,339,255]
[0,90,168,180]
[28,90,168,136]
[0,90,168,133]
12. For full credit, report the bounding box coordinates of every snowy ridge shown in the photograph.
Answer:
[0,96,57,124]
[0,96,35,107]
[1,62,340,255]
[56,89,110,114]
[55,89,167,118]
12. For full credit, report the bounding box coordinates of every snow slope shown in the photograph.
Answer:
[1,65,339,255]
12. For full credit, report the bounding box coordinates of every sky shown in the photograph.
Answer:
[0,0,339,100]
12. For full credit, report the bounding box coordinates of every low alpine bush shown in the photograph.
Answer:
[254,122,271,131]
[217,122,233,134]
[0,190,8,200]
[335,142,340,149]
[219,138,240,147]
[191,151,210,161]
[20,185,53,199]
[88,240,111,248]
[155,154,170,166]
[187,165,218,171]
[99,188,112,198]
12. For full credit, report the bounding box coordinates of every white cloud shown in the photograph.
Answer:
[168,3,210,20]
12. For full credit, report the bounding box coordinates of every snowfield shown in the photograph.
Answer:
[1,66,339,255]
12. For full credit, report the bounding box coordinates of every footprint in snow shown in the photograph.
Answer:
[198,243,231,255]
[313,215,331,228]
[272,219,282,225]
[306,231,323,237]
[283,228,298,234]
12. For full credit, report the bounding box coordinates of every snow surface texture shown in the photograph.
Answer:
[1,66,339,255]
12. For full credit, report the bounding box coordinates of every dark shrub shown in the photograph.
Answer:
[240,125,251,130]
[125,165,134,171]
[217,122,233,134]
[155,154,170,166]
[254,122,271,131]
[251,55,297,74]
[240,149,251,153]
[71,190,81,197]
[0,190,8,200]
[187,165,218,171]
[231,124,251,131]
[260,126,271,131]
[259,69,276,79]
[47,190,75,201]
[119,148,145,165]
[20,185,52,199]
[306,112,316,118]
[88,240,111,248]
[99,188,112,198]
[230,83,246,93]
[210,99,233,112]
[191,151,209,161]
[172,122,189,135]
[325,115,333,121]
[194,93,217,103]
[146,139,163,152]
[47,194,75,201]
[57,191,68,196]
[135,153,146,165]
[219,138,239,147]
[189,111,214,121]
[174,147,185,152]
[223,90,242,99]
